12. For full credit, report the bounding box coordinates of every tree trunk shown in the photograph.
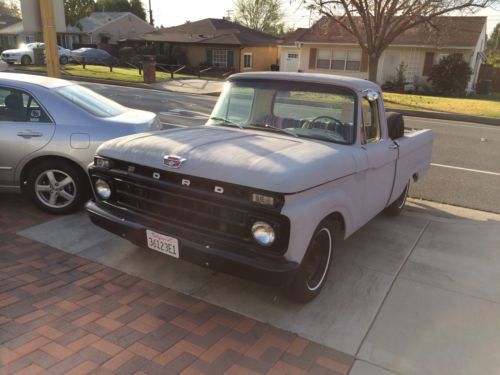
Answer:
[368,53,380,83]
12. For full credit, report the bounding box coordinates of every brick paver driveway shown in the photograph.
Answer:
[0,195,353,374]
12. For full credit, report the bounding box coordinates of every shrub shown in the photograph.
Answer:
[428,55,472,97]
[118,46,135,61]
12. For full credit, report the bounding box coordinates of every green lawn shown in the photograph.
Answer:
[15,64,198,82]
[384,92,500,119]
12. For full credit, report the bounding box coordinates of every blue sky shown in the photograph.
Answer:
[146,0,500,36]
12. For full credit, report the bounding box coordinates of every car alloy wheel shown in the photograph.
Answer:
[21,55,31,65]
[34,169,77,209]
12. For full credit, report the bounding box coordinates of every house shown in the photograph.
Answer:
[77,12,154,45]
[0,0,83,49]
[280,17,488,91]
[140,18,280,72]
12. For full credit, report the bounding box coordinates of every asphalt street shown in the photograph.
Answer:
[84,83,500,214]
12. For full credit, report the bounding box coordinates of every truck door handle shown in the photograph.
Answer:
[388,142,399,150]
[17,130,43,138]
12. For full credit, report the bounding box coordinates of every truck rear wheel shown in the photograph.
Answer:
[384,182,409,216]
[286,219,338,303]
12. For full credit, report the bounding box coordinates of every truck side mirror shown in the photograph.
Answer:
[365,90,379,102]
[386,112,404,140]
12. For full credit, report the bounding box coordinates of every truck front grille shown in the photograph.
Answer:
[112,177,251,241]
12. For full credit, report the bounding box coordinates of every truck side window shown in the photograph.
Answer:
[361,97,381,144]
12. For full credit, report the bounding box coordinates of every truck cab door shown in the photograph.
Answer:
[360,95,398,219]
[0,87,55,187]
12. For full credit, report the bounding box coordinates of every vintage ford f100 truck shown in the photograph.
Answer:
[86,72,433,302]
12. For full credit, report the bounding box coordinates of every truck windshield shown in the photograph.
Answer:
[207,80,357,144]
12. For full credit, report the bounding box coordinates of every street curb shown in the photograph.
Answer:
[6,69,498,126]
[385,107,500,126]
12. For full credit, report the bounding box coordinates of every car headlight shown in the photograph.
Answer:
[251,221,275,246]
[94,156,113,169]
[95,179,111,200]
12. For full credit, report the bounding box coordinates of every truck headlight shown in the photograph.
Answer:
[251,221,275,246]
[95,179,111,200]
[94,156,112,169]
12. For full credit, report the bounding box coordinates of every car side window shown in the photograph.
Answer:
[0,87,51,123]
[361,97,381,144]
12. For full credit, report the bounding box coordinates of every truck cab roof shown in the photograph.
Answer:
[229,72,381,93]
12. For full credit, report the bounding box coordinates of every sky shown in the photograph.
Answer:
[145,0,500,36]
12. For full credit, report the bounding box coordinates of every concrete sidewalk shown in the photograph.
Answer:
[13,196,500,375]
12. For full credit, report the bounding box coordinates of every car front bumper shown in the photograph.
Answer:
[1,56,19,63]
[86,201,299,286]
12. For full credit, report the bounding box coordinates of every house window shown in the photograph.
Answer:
[346,50,361,71]
[213,49,229,67]
[316,48,362,71]
[243,53,252,69]
[436,53,448,63]
[288,53,298,59]
[331,49,346,70]
[25,35,35,43]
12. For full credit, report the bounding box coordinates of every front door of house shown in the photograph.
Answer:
[284,52,299,72]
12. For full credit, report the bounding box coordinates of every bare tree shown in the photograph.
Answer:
[302,0,499,82]
[234,0,286,36]
[0,0,20,18]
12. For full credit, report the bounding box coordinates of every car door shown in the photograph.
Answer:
[0,87,55,187]
[360,95,398,220]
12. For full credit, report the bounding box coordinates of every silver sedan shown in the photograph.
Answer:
[0,72,160,214]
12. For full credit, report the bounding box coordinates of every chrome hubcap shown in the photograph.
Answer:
[35,169,76,209]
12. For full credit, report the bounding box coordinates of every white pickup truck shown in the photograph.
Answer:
[86,72,433,302]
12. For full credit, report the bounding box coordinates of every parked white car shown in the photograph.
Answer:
[1,43,71,65]
[86,72,433,302]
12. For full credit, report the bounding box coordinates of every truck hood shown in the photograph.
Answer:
[97,126,359,193]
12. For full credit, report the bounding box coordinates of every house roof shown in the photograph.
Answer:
[281,28,308,46]
[142,18,280,46]
[290,16,486,48]
[77,12,130,32]
[0,20,23,34]
[0,14,21,30]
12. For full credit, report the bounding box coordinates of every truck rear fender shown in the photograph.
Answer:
[389,129,433,204]
[281,187,356,264]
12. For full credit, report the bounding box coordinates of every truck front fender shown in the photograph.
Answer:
[281,184,357,264]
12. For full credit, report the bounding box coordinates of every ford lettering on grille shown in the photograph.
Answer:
[164,155,186,169]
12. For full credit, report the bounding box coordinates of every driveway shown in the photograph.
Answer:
[12,196,500,374]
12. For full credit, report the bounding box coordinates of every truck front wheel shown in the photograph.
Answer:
[287,219,337,303]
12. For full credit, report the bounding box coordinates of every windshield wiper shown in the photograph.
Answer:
[247,123,298,138]
[209,116,244,129]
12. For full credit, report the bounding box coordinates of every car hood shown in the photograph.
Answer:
[96,126,359,193]
[2,48,29,54]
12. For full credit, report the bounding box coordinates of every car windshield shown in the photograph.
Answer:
[207,80,357,144]
[55,84,125,118]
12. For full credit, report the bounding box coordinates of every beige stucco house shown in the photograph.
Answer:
[280,17,487,91]
[78,12,154,45]
[141,18,280,72]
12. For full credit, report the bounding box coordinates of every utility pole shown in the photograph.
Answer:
[39,0,60,77]
[149,0,154,26]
